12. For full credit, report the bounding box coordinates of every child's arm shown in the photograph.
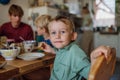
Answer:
[90,46,111,66]
[38,42,55,54]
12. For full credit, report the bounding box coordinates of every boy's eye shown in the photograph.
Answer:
[51,32,56,35]
[61,31,66,34]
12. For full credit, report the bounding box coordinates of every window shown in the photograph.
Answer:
[94,0,115,27]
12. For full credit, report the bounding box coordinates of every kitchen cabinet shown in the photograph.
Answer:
[94,32,120,59]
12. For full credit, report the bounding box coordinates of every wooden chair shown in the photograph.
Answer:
[88,48,116,80]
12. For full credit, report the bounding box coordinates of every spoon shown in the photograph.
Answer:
[19,36,25,41]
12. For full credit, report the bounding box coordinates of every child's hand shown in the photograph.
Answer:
[38,42,45,50]
[38,42,55,54]
[90,46,111,65]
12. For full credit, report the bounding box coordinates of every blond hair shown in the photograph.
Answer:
[48,16,75,32]
[35,15,52,33]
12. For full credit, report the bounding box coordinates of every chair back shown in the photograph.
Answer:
[88,48,116,80]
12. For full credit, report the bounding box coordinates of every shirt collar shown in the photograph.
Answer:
[54,41,75,53]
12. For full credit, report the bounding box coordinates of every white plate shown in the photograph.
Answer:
[17,52,45,61]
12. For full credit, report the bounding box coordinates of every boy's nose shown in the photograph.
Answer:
[56,33,61,38]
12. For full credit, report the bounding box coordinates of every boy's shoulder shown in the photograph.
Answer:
[69,42,82,50]
[69,42,87,56]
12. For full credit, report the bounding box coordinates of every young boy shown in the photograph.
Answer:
[35,15,53,47]
[39,16,111,80]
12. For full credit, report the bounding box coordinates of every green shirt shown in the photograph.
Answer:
[50,42,90,80]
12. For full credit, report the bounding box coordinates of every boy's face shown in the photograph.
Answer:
[49,21,74,49]
[9,14,21,28]
[37,27,44,35]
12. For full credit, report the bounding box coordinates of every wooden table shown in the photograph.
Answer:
[0,65,19,80]
[0,53,55,80]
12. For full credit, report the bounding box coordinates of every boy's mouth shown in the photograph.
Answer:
[54,41,63,43]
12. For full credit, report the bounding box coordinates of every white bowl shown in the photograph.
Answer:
[0,48,20,60]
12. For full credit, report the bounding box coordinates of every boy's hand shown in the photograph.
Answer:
[91,46,111,65]
[38,42,55,54]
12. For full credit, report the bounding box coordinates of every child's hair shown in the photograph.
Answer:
[8,4,24,17]
[49,15,75,32]
[35,15,52,33]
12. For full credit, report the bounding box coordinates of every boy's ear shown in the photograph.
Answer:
[72,32,77,40]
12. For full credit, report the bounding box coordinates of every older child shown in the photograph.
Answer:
[35,15,53,47]
[0,4,34,43]
[39,16,111,80]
